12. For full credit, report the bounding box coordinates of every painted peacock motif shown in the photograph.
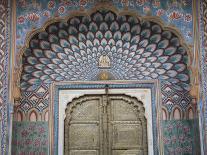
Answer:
[21,9,190,92]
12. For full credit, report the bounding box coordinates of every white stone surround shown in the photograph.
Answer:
[58,88,154,155]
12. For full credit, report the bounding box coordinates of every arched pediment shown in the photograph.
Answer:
[17,7,191,92]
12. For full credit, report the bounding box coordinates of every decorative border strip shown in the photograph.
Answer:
[49,80,162,155]
[199,0,207,153]
[0,0,11,154]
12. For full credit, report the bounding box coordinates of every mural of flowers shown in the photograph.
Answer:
[43,10,51,18]
[58,6,65,14]
[21,129,29,137]
[168,11,183,20]
[48,0,55,10]
[156,9,165,16]
[152,0,160,8]
[26,13,40,22]
[16,0,193,51]
[162,120,199,154]
[17,16,25,24]
[184,13,192,22]
[12,122,48,155]
[136,0,146,6]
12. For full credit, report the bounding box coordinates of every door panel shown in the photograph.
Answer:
[111,99,138,121]
[112,124,142,148]
[70,99,99,121]
[69,124,99,148]
[109,96,147,155]
[64,95,147,155]
[65,97,102,155]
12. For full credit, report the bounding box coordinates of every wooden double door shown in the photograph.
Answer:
[64,94,148,155]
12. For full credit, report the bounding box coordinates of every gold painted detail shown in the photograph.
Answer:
[99,55,111,68]
[99,71,109,80]
[12,71,21,100]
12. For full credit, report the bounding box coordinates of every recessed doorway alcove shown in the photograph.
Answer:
[49,80,162,155]
[13,3,198,155]
[64,94,148,155]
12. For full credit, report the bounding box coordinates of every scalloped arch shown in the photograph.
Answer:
[28,110,38,122]
[171,105,183,120]
[17,5,192,92]
[17,110,23,121]
[65,94,145,124]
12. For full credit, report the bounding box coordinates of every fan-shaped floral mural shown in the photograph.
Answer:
[20,10,190,93]
[12,5,202,155]
[0,0,202,154]
[16,8,194,118]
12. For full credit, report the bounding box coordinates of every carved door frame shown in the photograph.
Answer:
[49,80,162,155]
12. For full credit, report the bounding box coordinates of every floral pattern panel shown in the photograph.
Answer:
[18,9,191,116]
[16,0,193,55]
[20,10,190,92]
[12,122,48,155]
[162,120,200,155]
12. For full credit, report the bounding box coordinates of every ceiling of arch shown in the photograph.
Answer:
[16,0,193,56]
[20,9,190,92]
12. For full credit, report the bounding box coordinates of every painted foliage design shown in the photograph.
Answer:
[19,10,191,114]
[13,2,198,154]
[12,122,48,155]
[21,10,190,91]
[16,0,193,52]
[162,120,200,155]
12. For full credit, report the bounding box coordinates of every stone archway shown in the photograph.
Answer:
[14,4,195,155]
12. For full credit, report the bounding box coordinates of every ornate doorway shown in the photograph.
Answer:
[64,94,147,155]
